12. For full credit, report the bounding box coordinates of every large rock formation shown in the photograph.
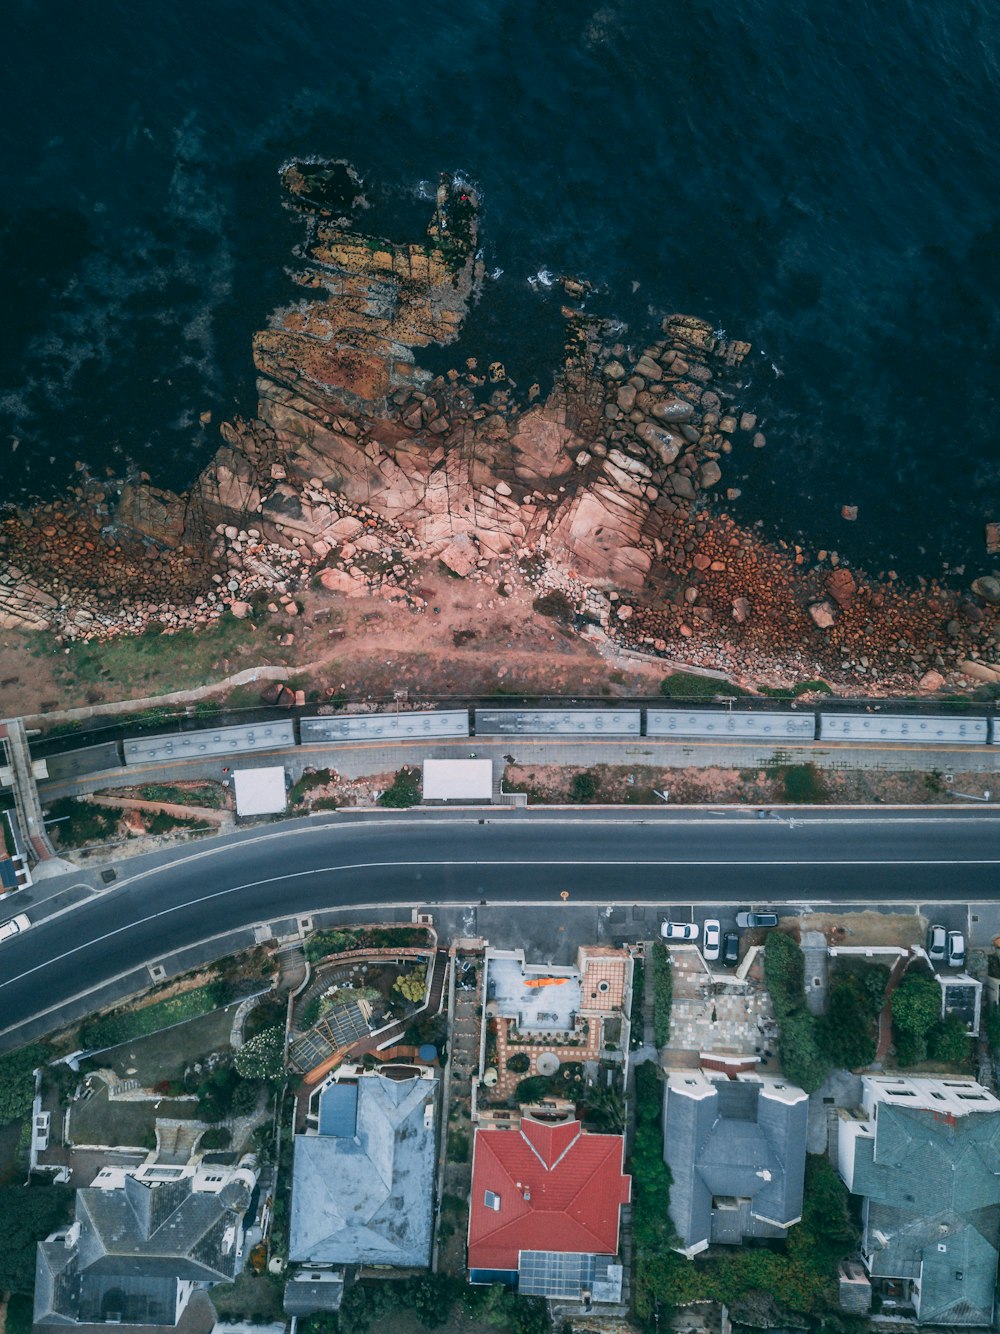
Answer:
[1,164,998,693]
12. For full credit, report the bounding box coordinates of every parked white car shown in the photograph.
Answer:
[660,921,699,942]
[947,931,966,969]
[0,912,31,944]
[927,924,947,963]
[702,919,722,961]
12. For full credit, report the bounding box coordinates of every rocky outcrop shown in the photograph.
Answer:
[1,166,998,695]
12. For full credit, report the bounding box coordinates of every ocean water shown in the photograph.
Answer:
[2,0,998,582]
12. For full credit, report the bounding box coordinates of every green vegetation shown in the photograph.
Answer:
[651,942,673,1047]
[632,1062,675,1320]
[80,984,229,1050]
[764,933,830,1092]
[196,1066,261,1122]
[199,1126,232,1150]
[506,1051,530,1074]
[0,1184,74,1293]
[303,1273,548,1334]
[569,767,601,802]
[138,783,226,808]
[660,672,749,699]
[209,1270,286,1323]
[581,1082,625,1134]
[928,1014,974,1064]
[630,957,645,1049]
[146,810,202,835]
[234,1027,286,1083]
[303,925,429,964]
[891,971,941,1066]
[817,961,888,1070]
[532,590,574,623]
[515,1075,555,1104]
[0,1044,50,1127]
[986,1004,1000,1052]
[45,797,119,846]
[377,767,421,808]
[393,971,426,1004]
[777,762,829,803]
[288,769,334,805]
[5,1293,34,1334]
[38,615,294,701]
[794,678,833,696]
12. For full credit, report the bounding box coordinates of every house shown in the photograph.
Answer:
[289,1065,438,1268]
[662,1071,808,1257]
[33,1161,257,1334]
[467,1110,631,1302]
[837,1074,1000,1327]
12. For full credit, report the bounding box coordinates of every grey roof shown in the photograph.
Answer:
[646,709,814,740]
[663,1079,808,1252]
[290,1072,438,1267]
[852,1102,1000,1325]
[300,711,469,742]
[34,1176,250,1329]
[282,1273,345,1315]
[33,1289,218,1334]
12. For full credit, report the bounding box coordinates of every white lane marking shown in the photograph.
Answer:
[4,855,1000,991]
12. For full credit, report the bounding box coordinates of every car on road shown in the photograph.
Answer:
[735,910,779,929]
[947,931,966,969]
[702,919,721,961]
[722,932,740,966]
[927,924,947,963]
[0,913,31,944]
[661,921,699,941]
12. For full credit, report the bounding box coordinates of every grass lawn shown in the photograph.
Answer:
[210,1271,286,1321]
[32,616,297,706]
[95,1004,240,1086]
[80,984,233,1050]
[70,1086,198,1149]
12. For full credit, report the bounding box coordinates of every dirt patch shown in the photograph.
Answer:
[503,762,986,806]
[786,911,925,949]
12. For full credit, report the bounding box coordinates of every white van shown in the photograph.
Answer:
[0,912,31,944]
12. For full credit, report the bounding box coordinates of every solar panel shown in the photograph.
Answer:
[517,1251,624,1301]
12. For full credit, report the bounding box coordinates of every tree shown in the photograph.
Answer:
[0,1185,74,1293]
[892,972,940,1065]
[651,942,673,1046]
[0,1044,50,1127]
[764,932,805,1022]
[582,1083,625,1133]
[234,1026,286,1083]
[778,1009,831,1093]
[393,971,426,1004]
[928,1014,973,1064]
[818,977,877,1070]
[569,769,600,802]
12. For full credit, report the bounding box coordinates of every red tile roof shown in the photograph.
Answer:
[467,1116,631,1271]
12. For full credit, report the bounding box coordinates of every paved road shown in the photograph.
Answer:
[1,808,999,1038]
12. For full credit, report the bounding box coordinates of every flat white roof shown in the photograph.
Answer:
[421,758,492,801]
[233,765,287,816]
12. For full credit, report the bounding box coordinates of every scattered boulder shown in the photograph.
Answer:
[986,521,1000,555]
[825,568,857,609]
[971,576,1000,605]
[841,504,858,521]
[732,596,751,624]
[809,600,836,629]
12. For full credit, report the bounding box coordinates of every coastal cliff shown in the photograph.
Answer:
[1,167,998,695]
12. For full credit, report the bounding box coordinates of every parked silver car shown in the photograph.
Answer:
[735,910,779,929]
[927,924,947,963]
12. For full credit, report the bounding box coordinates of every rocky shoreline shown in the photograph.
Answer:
[1,167,998,697]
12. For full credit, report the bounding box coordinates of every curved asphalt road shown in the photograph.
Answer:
[1,809,999,1033]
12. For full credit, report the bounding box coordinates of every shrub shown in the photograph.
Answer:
[651,942,672,1047]
[892,971,941,1065]
[377,767,421,808]
[779,763,829,803]
[79,984,224,1049]
[0,1185,74,1294]
[660,671,748,699]
[234,1026,286,1083]
[764,931,805,1022]
[569,768,601,802]
[0,1044,50,1127]
[506,1052,530,1074]
[200,1126,232,1150]
[515,1075,554,1103]
[818,975,878,1070]
[532,590,573,622]
[764,933,830,1092]
[986,1004,1000,1052]
[393,971,426,1004]
[927,1014,973,1064]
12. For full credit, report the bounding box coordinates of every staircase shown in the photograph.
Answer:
[154,1119,204,1165]
[277,942,307,992]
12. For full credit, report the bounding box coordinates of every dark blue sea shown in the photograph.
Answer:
[2,0,999,581]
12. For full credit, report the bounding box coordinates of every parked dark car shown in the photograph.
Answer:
[722,932,740,966]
